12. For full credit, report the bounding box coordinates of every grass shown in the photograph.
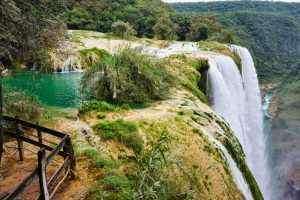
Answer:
[198,41,242,73]
[93,119,143,154]
[82,147,120,169]
[87,173,134,200]
[79,100,130,114]
[79,48,111,69]
[80,47,174,103]
[3,87,45,123]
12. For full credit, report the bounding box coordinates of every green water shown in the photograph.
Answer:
[1,71,83,108]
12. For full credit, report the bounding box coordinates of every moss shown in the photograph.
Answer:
[93,119,143,154]
[223,132,263,200]
[182,81,207,103]
[79,100,130,114]
[97,113,106,119]
[82,148,120,169]
[198,41,242,73]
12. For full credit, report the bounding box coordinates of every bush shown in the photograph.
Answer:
[87,174,134,200]
[80,48,174,103]
[82,147,119,168]
[79,48,111,69]
[111,21,136,39]
[3,87,45,122]
[93,119,143,154]
[153,17,178,40]
[79,100,130,114]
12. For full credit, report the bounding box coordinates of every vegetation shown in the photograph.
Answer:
[0,0,65,69]
[63,0,172,38]
[172,1,300,82]
[3,87,45,122]
[111,21,136,39]
[79,48,111,69]
[153,17,178,40]
[80,48,174,103]
[82,147,120,168]
[86,132,173,200]
[198,41,242,71]
[93,119,143,154]
[186,16,220,41]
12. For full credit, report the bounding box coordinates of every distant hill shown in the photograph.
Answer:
[172,1,300,82]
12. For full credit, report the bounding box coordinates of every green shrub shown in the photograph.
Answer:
[80,48,174,103]
[79,100,130,114]
[102,174,132,190]
[87,174,134,200]
[3,87,45,122]
[79,48,111,69]
[82,147,119,168]
[97,114,106,119]
[111,21,136,39]
[93,119,143,154]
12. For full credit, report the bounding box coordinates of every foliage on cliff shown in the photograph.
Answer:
[80,47,174,103]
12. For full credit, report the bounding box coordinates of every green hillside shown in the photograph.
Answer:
[172,1,300,82]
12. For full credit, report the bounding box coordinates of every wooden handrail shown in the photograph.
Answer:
[1,115,76,200]
[2,115,66,138]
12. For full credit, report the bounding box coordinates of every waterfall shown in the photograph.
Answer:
[231,45,271,199]
[207,45,271,199]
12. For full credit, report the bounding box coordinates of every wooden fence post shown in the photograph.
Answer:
[15,117,24,161]
[0,81,3,163]
[65,136,76,179]
[36,123,43,146]
[38,148,50,200]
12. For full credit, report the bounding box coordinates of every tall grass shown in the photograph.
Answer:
[80,47,174,103]
[3,87,45,122]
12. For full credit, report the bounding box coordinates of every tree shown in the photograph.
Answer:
[186,16,221,41]
[153,17,178,40]
[111,21,136,38]
[0,0,65,68]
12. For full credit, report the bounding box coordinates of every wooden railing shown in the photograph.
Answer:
[0,116,76,200]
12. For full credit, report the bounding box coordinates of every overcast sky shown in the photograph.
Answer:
[163,0,300,2]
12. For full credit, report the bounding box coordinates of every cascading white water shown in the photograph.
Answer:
[208,45,271,199]
[208,56,248,148]
[230,45,271,200]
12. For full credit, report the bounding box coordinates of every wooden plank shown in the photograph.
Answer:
[3,115,66,138]
[38,148,49,200]
[49,168,70,200]
[4,131,66,157]
[46,136,67,164]
[47,157,70,189]
[3,167,39,200]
